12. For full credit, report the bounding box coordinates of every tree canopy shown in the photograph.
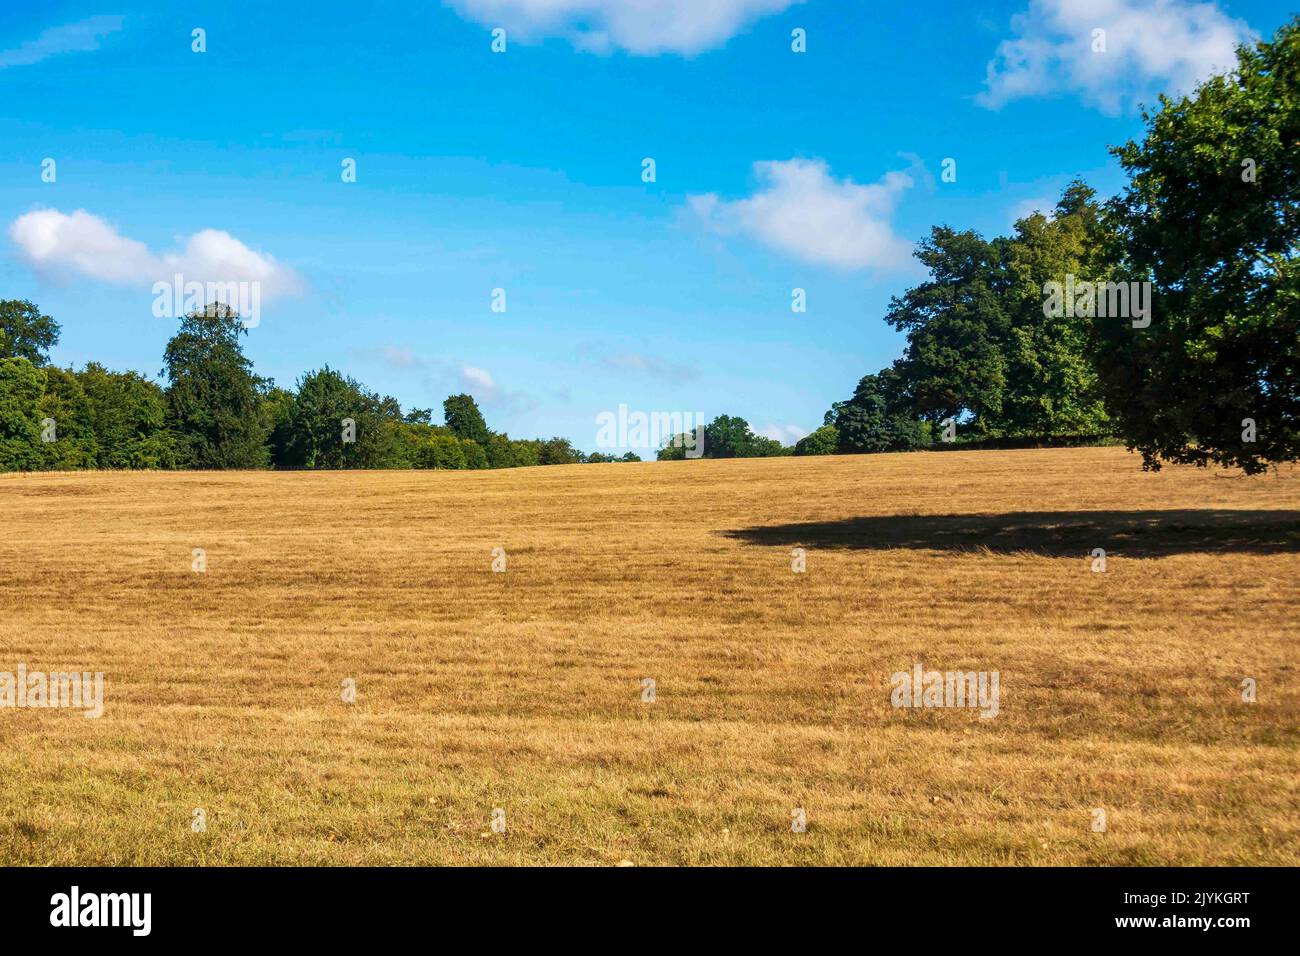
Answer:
[1095,16,1299,473]
[871,183,1115,443]
[443,394,491,446]
[162,303,269,469]
[0,299,59,366]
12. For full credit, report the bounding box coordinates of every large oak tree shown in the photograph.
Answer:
[1097,17,1299,473]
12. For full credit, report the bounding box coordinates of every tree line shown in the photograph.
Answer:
[0,301,631,472]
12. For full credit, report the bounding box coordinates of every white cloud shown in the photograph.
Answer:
[346,350,527,408]
[9,209,154,283]
[689,159,914,272]
[8,208,304,300]
[0,15,124,69]
[455,364,536,412]
[756,423,809,446]
[460,365,498,396]
[978,0,1254,113]
[444,0,802,55]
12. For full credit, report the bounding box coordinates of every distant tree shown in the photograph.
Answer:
[655,415,790,460]
[656,434,692,461]
[0,300,59,366]
[162,303,269,468]
[262,385,298,468]
[30,363,178,469]
[281,367,360,468]
[872,180,1118,441]
[35,366,95,469]
[749,434,792,457]
[885,227,1010,432]
[510,439,541,467]
[538,436,582,465]
[1096,17,1300,473]
[413,434,467,469]
[584,451,641,463]
[702,415,754,458]
[0,357,45,470]
[794,424,838,456]
[826,367,930,453]
[995,183,1115,438]
[460,438,489,469]
[484,432,516,468]
[279,367,408,469]
[77,363,178,468]
[443,394,491,446]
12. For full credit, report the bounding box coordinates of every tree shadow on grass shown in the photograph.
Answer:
[721,510,1300,558]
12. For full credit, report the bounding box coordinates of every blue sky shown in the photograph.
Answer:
[1,0,1291,452]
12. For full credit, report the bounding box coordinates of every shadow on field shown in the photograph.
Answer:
[722,510,1300,557]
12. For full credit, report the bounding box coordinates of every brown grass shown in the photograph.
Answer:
[0,447,1296,865]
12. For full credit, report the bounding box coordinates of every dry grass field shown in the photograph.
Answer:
[0,446,1296,866]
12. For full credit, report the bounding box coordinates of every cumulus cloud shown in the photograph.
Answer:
[460,365,498,396]
[456,365,537,412]
[343,349,533,413]
[8,208,304,300]
[756,424,809,446]
[978,0,1255,113]
[689,159,915,272]
[444,0,801,55]
[0,15,123,69]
